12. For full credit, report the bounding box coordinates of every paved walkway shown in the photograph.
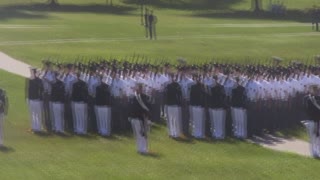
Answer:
[250,134,310,157]
[0,51,312,157]
[0,52,30,77]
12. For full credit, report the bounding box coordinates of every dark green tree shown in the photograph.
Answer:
[48,0,59,6]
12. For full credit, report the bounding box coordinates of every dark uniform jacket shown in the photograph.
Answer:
[50,80,65,103]
[231,85,247,108]
[95,83,111,106]
[27,77,44,100]
[210,84,226,109]
[128,93,152,121]
[0,88,8,114]
[304,95,320,122]
[190,82,206,107]
[164,82,182,106]
[71,80,88,103]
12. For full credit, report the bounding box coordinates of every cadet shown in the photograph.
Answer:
[128,83,152,154]
[50,72,66,133]
[189,74,206,139]
[231,78,248,139]
[95,75,112,136]
[0,88,8,147]
[26,68,45,133]
[164,73,183,138]
[71,73,89,135]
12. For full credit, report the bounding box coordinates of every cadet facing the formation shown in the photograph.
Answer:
[0,88,8,147]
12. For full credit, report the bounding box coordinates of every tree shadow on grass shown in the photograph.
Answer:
[191,9,312,23]
[0,146,15,153]
[0,3,136,20]
[123,0,245,11]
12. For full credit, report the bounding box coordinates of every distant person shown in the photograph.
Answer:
[148,11,158,40]
[144,8,149,38]
[311,7,320,31]
[0,88,8,147]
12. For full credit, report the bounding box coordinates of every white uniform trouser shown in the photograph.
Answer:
[95,106,111,136]
[50,102,65,133]
[0,113,4,145]
[304,120,320,157]
[130,118,148,153]
[165,105,182,138]
[190,106,205,138]
[231,107,247,139]
[28,100,44,132]
[209,108,226,139]
[72,102,88,135]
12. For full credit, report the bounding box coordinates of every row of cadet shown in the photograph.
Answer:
[25,59,317,139]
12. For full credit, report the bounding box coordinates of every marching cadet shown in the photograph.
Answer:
[231,77,248,139]
[0,88,8,147]
[95,75,112,136]
[41,61,55,132]
[128,83,152,154]
[164,73,183,138]
[50,72,66,133]
[209,76,227,139]
[26,68,45,133]
[71,73,89,135]
[303,85,320,158]
[189,74,206,139]
[63,64,77,132]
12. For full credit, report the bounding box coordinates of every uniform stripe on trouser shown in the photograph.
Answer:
[72,102,88,134]
[209,108,226,139]
[165,105,182,138]
[0,113,4,145]
[304,120,320,157]
[28,100,44,132]
[51,102,65,133]
[231,107,247,139]
[130,118,148,153]
[95,106,111,136]
[190,106,205,138]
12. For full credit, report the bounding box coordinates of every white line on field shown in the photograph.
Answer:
[180,23,311,28]
[0,25,65,29]
[0,32,318,46]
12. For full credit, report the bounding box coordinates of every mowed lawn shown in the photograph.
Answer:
[0,69,319,179]
[0,0,319,66]
[0,0,320,179]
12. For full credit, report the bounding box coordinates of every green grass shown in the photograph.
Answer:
[0,1,320,179]
[0,69,319,179]
[0,0,319,66]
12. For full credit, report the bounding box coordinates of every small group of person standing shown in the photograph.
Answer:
[142,8,157,40]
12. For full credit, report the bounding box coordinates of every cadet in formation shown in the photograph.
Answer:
[0,88,8,147]
[25,58,320,155]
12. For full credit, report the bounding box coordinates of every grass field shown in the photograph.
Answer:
[0,69,319,179]
[1,0,320,179]
[0,0,319,66]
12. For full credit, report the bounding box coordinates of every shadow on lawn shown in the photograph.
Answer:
[191,9,312,23]
[0,3,136,20]
[123,0,245,11]
[0,146,15,153]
